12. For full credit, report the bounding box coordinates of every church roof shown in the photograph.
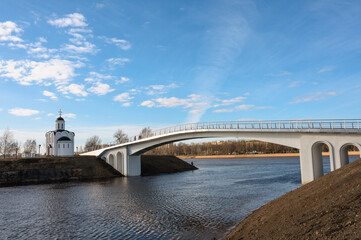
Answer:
[58,136,71,141]
[56,116,64,121]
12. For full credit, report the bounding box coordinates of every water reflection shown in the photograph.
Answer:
[0,156,358,239]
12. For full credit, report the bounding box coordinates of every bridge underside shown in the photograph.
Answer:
[83,130,361,184]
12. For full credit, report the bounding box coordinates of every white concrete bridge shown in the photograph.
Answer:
[81,119,361,184]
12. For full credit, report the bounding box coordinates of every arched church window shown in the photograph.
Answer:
[63,144,65,148]
[68,144,69,148]
[58,123,60,129]
[58,144,60,148]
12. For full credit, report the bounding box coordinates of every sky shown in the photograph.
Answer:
[1,0,361,150]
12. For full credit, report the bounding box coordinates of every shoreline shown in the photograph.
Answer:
[179,151,360,159]
[224,158,361,239]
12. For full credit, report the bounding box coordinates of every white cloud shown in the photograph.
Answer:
[189,109,203,115]
[0,21,23,42]
[0,59,76,86]
[6,40,58,58]
[155,97,191,108]
[0,108,3,112]
[213,109,234,113]
[39,37,47,43]
[48,13,88,28]
[113,92,133,102]
[101,36,131,50]
[318,66,334,73]
[268,71,292,77]
[214,96,246,107]
[254,106,273,109]
[213,104,254,113]
[47,113,55,116]
[63,42,97,54]
[236,104,254,110]
[288,81,305,88]
[88,82,114,95]
[122,102,131,107]
[62,113,76,119]
[85,71,113,83]
[8,108,39,116]
[42,90,58,100]
[59,84,88,97]
[107,58,130,66]
[146,83,178,95]
[141,94,209,111]
[140,100,155,108]
[289,91,338,104]
[116,76,130,84]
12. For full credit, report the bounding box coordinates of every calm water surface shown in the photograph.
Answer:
[0,156,358,239]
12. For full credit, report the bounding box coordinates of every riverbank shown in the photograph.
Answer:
[0,155,197,187]
[224,158,361,240]
[141,155,197,175]
[0,156,121,187]
[179,151,360,159]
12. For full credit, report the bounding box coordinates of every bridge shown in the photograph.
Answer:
[81,119,361,184]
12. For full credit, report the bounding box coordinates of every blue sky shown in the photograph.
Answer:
[1,0,361,149]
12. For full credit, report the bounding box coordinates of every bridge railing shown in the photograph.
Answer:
[127,119,361,142]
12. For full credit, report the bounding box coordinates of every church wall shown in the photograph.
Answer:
[57,141,73,156]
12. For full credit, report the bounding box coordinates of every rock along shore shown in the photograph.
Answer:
[224,158,361,240]
[0,155,197,187]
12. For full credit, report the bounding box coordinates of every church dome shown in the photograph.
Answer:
[55,109,65,131]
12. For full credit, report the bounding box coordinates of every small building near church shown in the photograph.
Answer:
[45,110,75,156]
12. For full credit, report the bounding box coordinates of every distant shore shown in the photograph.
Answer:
[179,151,360,159]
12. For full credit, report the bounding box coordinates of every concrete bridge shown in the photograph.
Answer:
[81,119,361,184]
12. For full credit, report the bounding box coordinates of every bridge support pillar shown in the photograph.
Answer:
[299,137,336,184]
[124,155,141,176]
[299,146,315,185]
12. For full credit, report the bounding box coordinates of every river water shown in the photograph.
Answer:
[0,156,358,240]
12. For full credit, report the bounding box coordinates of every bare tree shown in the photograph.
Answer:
[0,129,18,159]
[139,127,152,139]
[23,139,37,154]
[113,129,129,144]
[84,135,102,152]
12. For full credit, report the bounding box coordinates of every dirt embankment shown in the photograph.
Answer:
[0,156,121,187]
[224,158,361,240]
[141,155,197,176]
[0,155,197,187]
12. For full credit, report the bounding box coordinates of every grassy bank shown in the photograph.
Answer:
[224,158,361,240]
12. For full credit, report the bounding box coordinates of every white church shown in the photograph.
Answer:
[45,110,75,156]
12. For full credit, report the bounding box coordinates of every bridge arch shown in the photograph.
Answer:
[311,141,334,178]
[128,131,301,155]
[339,143,361,167]
[108,154,115,168]
[116,151,124,174]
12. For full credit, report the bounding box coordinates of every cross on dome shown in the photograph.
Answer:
[58,109,62,117]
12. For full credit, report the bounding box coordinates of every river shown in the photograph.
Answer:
[0,156,358,239]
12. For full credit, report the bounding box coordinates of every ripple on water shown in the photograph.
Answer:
[0,156,332,240]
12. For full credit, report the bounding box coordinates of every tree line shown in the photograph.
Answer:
[0,129,38,159]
